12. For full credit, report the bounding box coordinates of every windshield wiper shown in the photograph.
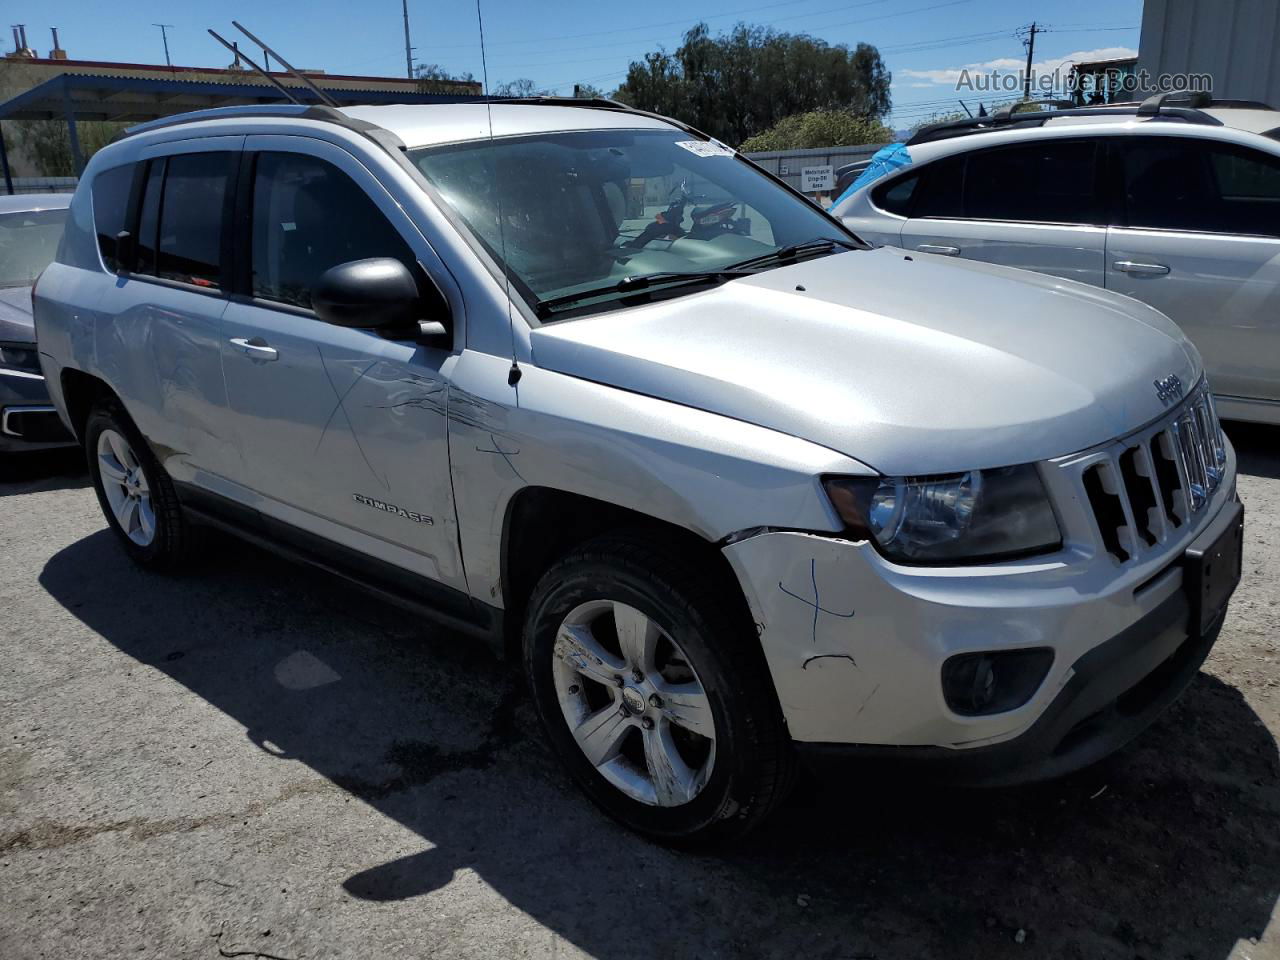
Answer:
[535,270,752,318]
[723,236,860,272]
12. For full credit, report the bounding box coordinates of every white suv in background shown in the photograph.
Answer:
[835,93,1280,425]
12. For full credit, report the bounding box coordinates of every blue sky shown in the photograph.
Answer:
[4,0,1144,128]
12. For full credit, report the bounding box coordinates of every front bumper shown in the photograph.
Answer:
[796,505,1235,785]
[0,368,75,453]
[723,449,1241,780]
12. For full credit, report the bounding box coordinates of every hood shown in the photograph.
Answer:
[529,247,1201,476]
[0,285,35,343]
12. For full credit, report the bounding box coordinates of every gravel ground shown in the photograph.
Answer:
[0,423,1277,960]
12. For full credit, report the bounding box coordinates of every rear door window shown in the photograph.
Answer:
[134,159,164,276]
[909,155,965,219]
[963,140,1101,224]
[910,141,1102,225]
[155,152,233,288]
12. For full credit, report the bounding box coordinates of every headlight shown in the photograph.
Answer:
[823,464,1061,564]
[0,342,41,375]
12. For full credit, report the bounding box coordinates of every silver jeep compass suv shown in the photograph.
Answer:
[33,99,1243,843]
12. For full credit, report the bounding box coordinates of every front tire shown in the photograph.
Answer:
[523,533,794,844]
[85,402,195,570]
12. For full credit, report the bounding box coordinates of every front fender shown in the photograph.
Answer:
[446,349,872,605]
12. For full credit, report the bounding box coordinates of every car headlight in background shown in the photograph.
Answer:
[0,342,42,375]
[823,464,1061,564]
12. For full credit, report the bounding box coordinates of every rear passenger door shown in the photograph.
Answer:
[900,138,1108,286]
[218,137,468,598]
[107,137,242,484]
[1107,136,1280,407]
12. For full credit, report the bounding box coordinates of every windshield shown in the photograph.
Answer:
[0,207,68,289]
[410,129,852,316]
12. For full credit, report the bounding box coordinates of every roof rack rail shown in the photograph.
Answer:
[116,104,403,152]
[990,99,1076,120]
[907,97,1224,146]
[1201,98,1275,110]
[1136,90,1211,115]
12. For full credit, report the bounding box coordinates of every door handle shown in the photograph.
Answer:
[1113,260,1170,276]
[917,244,960,256]
[229,336,279,361]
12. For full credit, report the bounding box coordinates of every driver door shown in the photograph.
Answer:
[218,136,467,594]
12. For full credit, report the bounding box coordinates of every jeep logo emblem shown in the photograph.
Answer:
[1153,374,1183,406]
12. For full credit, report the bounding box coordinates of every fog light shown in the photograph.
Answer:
[941,648,1054,716]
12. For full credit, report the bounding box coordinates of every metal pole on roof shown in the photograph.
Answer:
[0,123,14,195]
[154,24,175,69]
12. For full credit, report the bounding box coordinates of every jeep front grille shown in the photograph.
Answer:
[1080,384,1227,563]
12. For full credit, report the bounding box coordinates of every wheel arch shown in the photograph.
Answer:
[498,486,752,660]
[59,367,118,442]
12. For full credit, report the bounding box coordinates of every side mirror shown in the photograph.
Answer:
[313,258,434,334]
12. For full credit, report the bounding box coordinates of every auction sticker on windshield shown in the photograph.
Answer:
[675,139,735,158]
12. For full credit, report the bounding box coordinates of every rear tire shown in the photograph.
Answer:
[523,532,794,844]
[84,402,196,570]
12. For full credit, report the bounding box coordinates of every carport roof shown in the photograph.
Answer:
[0,71,471,123]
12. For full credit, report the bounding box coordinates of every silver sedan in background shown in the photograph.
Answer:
[0,192,75,453]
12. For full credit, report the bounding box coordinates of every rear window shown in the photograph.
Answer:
[0,207,67,288]
[92,164,134,273]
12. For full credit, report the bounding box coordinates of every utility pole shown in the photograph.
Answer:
[1021,21,1037,101]
[402,0,414,79]
[153,23,175,68]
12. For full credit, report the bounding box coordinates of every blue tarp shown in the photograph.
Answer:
[832,142,913,208]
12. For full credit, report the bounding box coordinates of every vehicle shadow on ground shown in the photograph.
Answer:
[40,529,1280,960]
[1225,420,1280,481]
[0,447,87,495]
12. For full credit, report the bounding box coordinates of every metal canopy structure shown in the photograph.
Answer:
[0,72,473,191]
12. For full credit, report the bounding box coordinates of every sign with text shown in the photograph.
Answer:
[800,165,835,192]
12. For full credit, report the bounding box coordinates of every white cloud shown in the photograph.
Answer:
[898,46,1139,88]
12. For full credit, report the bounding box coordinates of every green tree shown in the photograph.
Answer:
[614,22,891,147]
[12,119,124,177]
[414,63,478,95]
[739,110,892,152]
[494,78,549,98]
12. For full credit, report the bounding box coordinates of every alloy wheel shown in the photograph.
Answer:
[96,428,156,547]
[552,599,717,807]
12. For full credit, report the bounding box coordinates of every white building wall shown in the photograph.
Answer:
[1137,0,1280,105]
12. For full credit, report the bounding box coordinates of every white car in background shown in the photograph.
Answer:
[834,93,1280,425]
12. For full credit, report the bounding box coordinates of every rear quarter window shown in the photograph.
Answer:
[92,164,135,273]
[870,172,920,216]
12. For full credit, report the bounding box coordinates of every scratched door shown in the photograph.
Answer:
[219,142,466,591]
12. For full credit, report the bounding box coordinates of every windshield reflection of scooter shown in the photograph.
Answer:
[625,179,751,249]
